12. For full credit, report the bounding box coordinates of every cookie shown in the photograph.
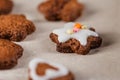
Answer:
[28,58,74,80]
[0,39,23,69]
[0,14,36,41]
[38,0,83,21]
[50,22,102,55]
[0,0,13,15]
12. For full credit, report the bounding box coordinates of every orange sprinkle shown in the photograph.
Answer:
[74,23,82,29]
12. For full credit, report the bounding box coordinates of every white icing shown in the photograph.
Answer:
[29,58,69,80]
[53,22,99,46]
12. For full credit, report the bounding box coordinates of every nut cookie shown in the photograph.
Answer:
[0,14,36,41]
[38,0,83,21]
[0,39,23,69]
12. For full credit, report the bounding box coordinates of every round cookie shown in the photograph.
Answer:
[0,14,36,41]
[0,39,23,69]
[29,58,74,80]
[0,0,13,15]
[50,22,102,55]
[38,0,83,21]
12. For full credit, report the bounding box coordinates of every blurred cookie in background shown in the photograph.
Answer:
[0,0,13,15]
[38,0,84,22]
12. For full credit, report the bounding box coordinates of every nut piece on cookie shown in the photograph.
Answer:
[28,58,74,80]
[0,0,13,15]
[38,0,84,21]
[0,39,23,69]
[0,14,36,42]
[50,22,102,55]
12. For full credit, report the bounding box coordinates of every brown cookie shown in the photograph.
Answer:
[38,0,83,21]
[60,0,83,21]
[50,22,102,55]
[0,0,13,15]
[28,58,74,80]
[0,39,23,69]
[0,14,36,41]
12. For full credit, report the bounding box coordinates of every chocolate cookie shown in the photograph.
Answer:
[0,0,13,15]
[29,58,74,80]
[38,0,83,21]
[50,22,102,55]
[0,14,36,41]
[0,39,23,69]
